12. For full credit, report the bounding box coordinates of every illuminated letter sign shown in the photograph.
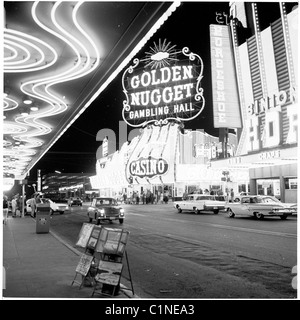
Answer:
[122,39,205,127]
[128,157,168,179]
[210,25,242,128]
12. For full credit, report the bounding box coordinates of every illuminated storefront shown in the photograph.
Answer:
[90,127,242,199]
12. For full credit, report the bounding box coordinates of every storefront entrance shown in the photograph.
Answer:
[256,179,281,199]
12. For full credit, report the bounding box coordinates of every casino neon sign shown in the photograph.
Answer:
[122,39,205,127]
[129,156,169,179]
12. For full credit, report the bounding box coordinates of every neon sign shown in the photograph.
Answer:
[129,156,169,179]
[215,12,230,25]
[246,87,296,116]
[245,86,298,152]
[210,25,242,128]
[122,39,205,127]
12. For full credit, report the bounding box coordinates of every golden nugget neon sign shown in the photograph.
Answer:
[122,39,205,127]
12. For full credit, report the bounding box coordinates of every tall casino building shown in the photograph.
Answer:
[210,2,298,202]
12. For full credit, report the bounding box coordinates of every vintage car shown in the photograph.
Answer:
[174,194,226,214]
[225,195,297,220]
[68,197,83,206]
[26,198,69,215]
[87,197,125,224]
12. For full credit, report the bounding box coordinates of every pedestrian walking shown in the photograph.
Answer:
[160,192,164,204]
[146,190,150,204]
[15,195,21,217]
[36,193,42,213]
[141,191,145,204]
[163,192,169,204]
[29,195,37,218]
[3,195,9,224]
[230,189,235,202]
[11,196,17,217]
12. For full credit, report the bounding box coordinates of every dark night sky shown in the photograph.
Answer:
[28,1,230,180]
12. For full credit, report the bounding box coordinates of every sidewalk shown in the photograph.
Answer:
[2,215,137,299]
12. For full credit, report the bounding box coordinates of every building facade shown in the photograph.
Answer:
[90,125,243,200]
[90,2,298,203]
[42,173,98,201]
[223,2,298,202]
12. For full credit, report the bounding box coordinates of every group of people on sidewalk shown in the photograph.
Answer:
[2,192,42,224]
[121,190,170,205]
[3,193,24,224]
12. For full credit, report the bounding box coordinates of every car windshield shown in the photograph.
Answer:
[95,199,116,206]
[242,197,265,203]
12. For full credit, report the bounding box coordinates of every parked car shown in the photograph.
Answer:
[87,197,125,224]
[68,197,83,206]
[225,195,297,220]
[174,194,226,214]
[26,198,69,215]
[26,199,32,214]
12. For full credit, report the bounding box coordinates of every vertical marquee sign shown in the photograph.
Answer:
[210,25,242,128]
[122,39,205,128]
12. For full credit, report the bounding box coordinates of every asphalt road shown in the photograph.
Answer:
[48,202,297,299]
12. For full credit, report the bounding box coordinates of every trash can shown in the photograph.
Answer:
[36,203,51,234]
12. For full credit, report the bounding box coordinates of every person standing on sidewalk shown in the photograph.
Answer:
[29,194,37,218]
[11,196,17,218]
[3,195,9,224]
[33,193,41,218]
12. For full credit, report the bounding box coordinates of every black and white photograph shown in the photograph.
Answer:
[1,0,298,305]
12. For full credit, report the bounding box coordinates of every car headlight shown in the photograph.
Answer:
[120,208,124,213]
[99,209,105,216]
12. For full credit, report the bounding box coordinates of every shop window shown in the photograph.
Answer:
[238,184,248,193]
[284,178,297,189]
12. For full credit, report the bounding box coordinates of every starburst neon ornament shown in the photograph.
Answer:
[142,39,181,69]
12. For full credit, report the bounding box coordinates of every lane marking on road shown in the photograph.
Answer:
[126,212,146,217]
[163,217,297,238]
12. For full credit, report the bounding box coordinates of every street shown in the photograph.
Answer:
[49,202,297,299]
